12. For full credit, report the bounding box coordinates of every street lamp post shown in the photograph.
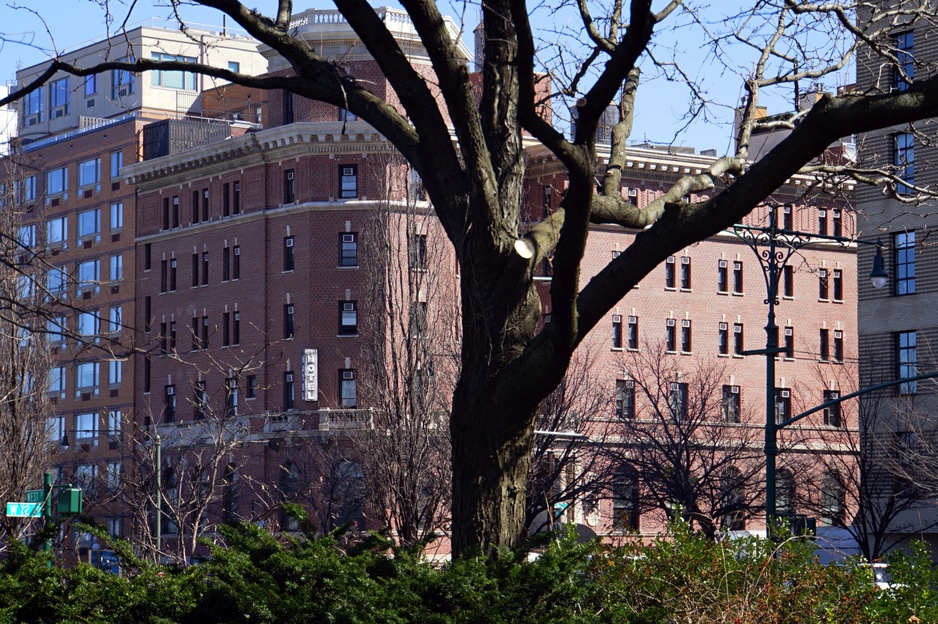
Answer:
[732,208,887,526]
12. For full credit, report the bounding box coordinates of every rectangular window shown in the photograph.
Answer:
[112,57,136,98]
[110,202,123,230]
[78,158,101,187]
[669,382,688,421]
[48,365,66,396]
[159,322,167,354]
[612,315,623,349]
[170,258,177,292]
[164,385,176,422]
[223,247,230,281]
[169,322,176,352]
[108,305,122,334]
[246,375,257,399]
[223,312,230,347]
[160,260,168,293]
[410,233,428,270]
[223,182,231,216]
[202,315,209,349]
[832,269,843,301]
[24,87,43,124]
[225,378,239,417]
[818,209,828,236]
[173,195,180,228]
[75,412,98,440]
[681,319,692,352]
[784,326,794,359]
[202,189,209,221]
[84,75,97,97]
[665,256,676,288]
[833,330,844,363]
[896,31,914,91]
[151,52,198,90]
[818,269,829,300]
[340,233,358,267]
[46,167,68,195]
[895,231,915,295]
[615,379,635,419]
[733,323,744,355]
[283,169,295,204]
[233,182,241,214]
[144,356,151,394]
[46,266,66,297]
[77,259,100,292]
[627,316,639,350]
[283,371,295,410]
[284,236,295,271]
[47,216,67,246]
[284,304,295,339]
[717,260,728,293]
[718,323,729,355]
[107,462,121,494]
[109,254,122,282]
[733,261,743,294]
[233,246,241,280]
[163,198,170,230]
[191,190,199,224]
[823,390,841,427]
[782,265,794,298]
[666,319,676,352]
[108,360,122,386]
[895,133,915,194]
[774,388,792,424]
[47,316,67,345]
[232,311,240,346]
[75,362,99,396]
[680,257,691,289]
[283,91,294,124]
[50,77,70,116]
[194,380,207,420]
[339,301,358,335]
[340,370,357,407]
[722,385,741,423]
[898,330,918,394]
[110,151,123,179]
[144,297,152,332]
[24,175,37,202]
[833,210,842,237]
[782,205,793,230]
[612,468,639,531]
[191,253,199,288]
[820,328,830,361]
[191,317,199,351]
[107,410,121,440]
[201,252,209,286]
[77,208,100,241]
[339,165,358,199]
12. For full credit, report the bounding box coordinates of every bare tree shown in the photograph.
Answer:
[7,0,938,553]
[606,344,765,539]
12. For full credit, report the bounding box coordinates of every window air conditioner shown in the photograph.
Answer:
[342,371,355,380]
[166,387,175,395]
[342,234,355,243]
[682,319,691,328]
[730,385,740,394]
[285,238,294,248]
[628,316,637,324]
[286,171,294,181]
[342,167,355,176]
[719,322,728,330]
[666,319,676,327]
[779,390,790,398]
[612,314,622,323]
[681,256,690,264]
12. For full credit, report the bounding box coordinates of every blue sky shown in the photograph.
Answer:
[0,1,844,154]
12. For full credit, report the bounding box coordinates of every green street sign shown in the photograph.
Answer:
[6,502,41,518]
[24,490,43,504]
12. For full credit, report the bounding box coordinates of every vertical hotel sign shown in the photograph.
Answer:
[302,349,318,401]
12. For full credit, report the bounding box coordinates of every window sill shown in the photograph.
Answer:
[833,299,843,304]
[337,333,359,338]
[681,351,693,355]
[337,265,359,270]
[628,347,639,352]
[611,347,624,352]
[732,292,745,296]
[717,290,729,295]
[680,288,692,293]
[664,287,676,292]
[718,353,729,358]
[818,298,829,303]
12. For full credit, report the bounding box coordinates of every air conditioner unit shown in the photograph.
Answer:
[779,389,790,398]
[719,259,728,269]
[166,387,175,395]
[719,322,728,330]
[342,167,355,176]
[343,303,355,312]
[624,380,634,389]
[628,316,637,324]
[173,197,179,205]
[681,256,690,264]
[666,319,676,327]
[234,312,240,321]
[628,189,638,197]
[234,247,240,256]
[611,314,622,323]
[342,234,355,243]
[170,259,177,268]
[834,331,843,339]
[784,328,793,336]
[287,305,295,314]
[818,209,827,217]
[285,238,294,248]
[682,319,691,328]
[730,385,740,394]
[285,373,294,382]
[666,256,675,264]
[342,371,355,380]
[286,171,294,181]
[734,325,743,333]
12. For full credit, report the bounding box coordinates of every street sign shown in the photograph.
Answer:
[6,502,41,518]
[25,489,43,504]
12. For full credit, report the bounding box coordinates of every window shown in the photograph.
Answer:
[895,231,915,295]
[774,388,791,424]
[233,246,241,280]
[896,31,914,91]
[144,356,151,394]
[77,259,100,292]
[225,378,239,417]
[163,198,170,230]
[339,165,358,199]
[284,304,295,339]
[833,210,842,237]
[173,196,180,228]
[612,315,623,349]
[782,205,793,230]
[223,312,230,347]
[106,462,121,495]
[110,151,123,179]
[170,258,177,292]
[48,365,66,397]
[612,466,639,531]
[783,326,794,359]
[717,260,728,292]
[24,87,43,124]
[77,208,100,240]
[47,316,67,346]
[24,175,37,202]
[340,370,357,407]
[233,181,241,215]
[722,385,741,423]
[615,379,635,419]
[109,254,122,282]
[77,311,99,338]
[818,209,828,236]
[823,390,841,427]
[164,385,176,422]
[818,269,829,300]
[776,469,795,515]
[75,412,98,441]
[48,415,66,443]
[283,236,295,271]
[47,216,67,247]
[223,183,230,217]
[46,267,66,298]
[169,322,177,352]
[110,202,123,230]
[283,91,294,124]
[681,319,692,352]
[665,319,676,352]
[78,158,101,187]
[833,330,844,363]
[410,233,427,270]
[194,380,207,420]
[202,315,209,349]
[191,190,199,224]
[338,107,357,121]
[108,360,122,386]
[160,260,168,293]
[340,233,358,267]
[111,57,136,98]
[339,301,358,335]
[669,382,688,421]
[895,133,915,194]
[283,371,295,410]
[223,247,230,281]
[718,323,729,355]
[191,317,199,351]
[76,362,99,396]
[820,329,830,361]
[718,467,746,531]
[46,167,68,195]
[201,189,209,221]
[191,253,199,288]
[821,471,845,526]
[733,261,743,293]
[151,52,198,90]
[665,256,676,288]
[627,316,639,350]
[246,375,257,399]
[733,323,744,355]
[680,257,691,289]
[232,311,241,346]
[107,410,120,439]
[283,169,295,204]
[201,252,209,286]
[50,77,70,116]
[82,74,97,97]
[830,269,843,301]
[782,265,794,298]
